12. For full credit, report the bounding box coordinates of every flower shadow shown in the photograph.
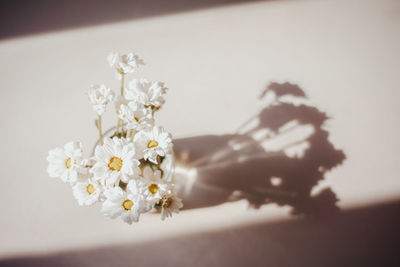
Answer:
[174,82,346,216]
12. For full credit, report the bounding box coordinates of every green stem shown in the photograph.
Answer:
[97,115,103,145]
[120,73,125,96]
[116,73,125,135]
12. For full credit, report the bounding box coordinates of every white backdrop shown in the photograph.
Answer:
[0,0,399,262]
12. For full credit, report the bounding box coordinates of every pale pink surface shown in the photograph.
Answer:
[0,0,399,262]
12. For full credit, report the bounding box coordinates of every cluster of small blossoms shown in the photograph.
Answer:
[47,52,183,224]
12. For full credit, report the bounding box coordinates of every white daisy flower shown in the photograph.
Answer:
[125,79,167,108]
[159,191,183,221]
[47,141,84,184]
[90,137,140,188]
[72,179,102,206]
[118,101,154,131]
[101,180,146,224]
[87,84,115,116]
[107,52,144,79]
[134,126,173,164]
[140,166,170,205]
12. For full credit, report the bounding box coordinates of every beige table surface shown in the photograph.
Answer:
[0,0,399,265]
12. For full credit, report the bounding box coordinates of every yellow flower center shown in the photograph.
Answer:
[108,157,123,171]
[147,140,159,148]
[65,158,72,169]
[148,184,159,194]
[86,184,95,195]
[162,197,173,208]
[122,199,134,210]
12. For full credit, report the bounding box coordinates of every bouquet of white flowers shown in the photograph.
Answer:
[47,52,183,224]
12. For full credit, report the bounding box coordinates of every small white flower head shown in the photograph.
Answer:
[90,137,140,188]
[140,166,170,205]
[134,126,173,164]
[125,79,167,108]
[118,101,154,131]
[114,95,128,114]
[159,191,183,221]
[101,180,146,224]
[47,141,84,184]
[107,52,144,79]
[87,84,115,116]
[72,179,102,206]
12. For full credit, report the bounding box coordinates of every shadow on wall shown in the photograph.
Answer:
[0,0,262,39]
[2,199,399,267]
[174,82,346,216]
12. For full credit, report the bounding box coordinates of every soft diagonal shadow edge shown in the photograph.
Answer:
[1,199,400,267]
[0,0,269,40]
